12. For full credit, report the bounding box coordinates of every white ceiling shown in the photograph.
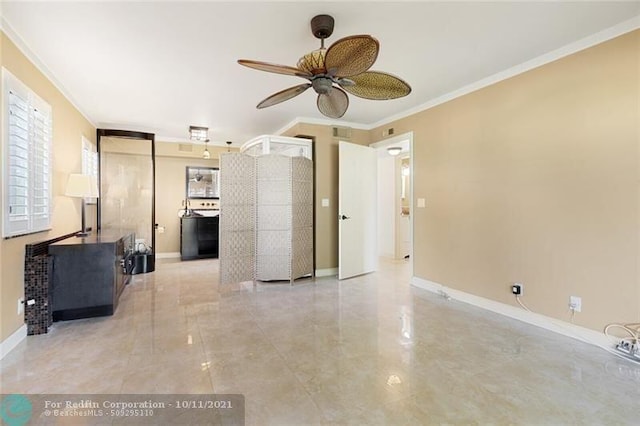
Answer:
[2,1,639,146]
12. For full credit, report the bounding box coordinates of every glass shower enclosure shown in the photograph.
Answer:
[97,129,156,274]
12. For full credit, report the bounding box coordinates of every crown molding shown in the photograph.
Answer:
[157,136,231,147]
[279,16,640,135]
[0,18,97,128]
[3,12,637,143]
[367,15,640,130]
[274,116,371,136]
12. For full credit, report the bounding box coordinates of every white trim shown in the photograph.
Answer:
[2,68,53,238]
[278,17,640,136]
[315,268,338,277]
[369,16,640,130]
[154,137,232,148]
[370,132,415,278]
[156,252,180,259]
[411,276,616,350]
[0,324,27,360]
[3,10,637,147]
[275,116,370,136]
[0,18,96,128]
[369,132,413,150]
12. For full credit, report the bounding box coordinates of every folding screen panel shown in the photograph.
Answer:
[219,153,256,285]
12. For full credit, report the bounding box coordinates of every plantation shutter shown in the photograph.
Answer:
[31,99,52,231]
[6,88,30,235]
[3,69,52,237]
[82,136,98,203]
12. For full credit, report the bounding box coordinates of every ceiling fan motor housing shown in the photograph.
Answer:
[311,14,334,39]
[312,77,333,94]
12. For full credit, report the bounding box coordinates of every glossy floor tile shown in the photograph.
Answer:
[1,257,640,425]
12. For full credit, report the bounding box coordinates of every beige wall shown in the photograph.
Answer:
[1,32,95,341]
[98,139,231,254]
[155,143,228,254]
[371,31,640,331]
[2,25,637,342]
[281,124,370,270]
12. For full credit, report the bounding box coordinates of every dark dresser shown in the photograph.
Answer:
[180,216,219,260]
[49,232,134,321]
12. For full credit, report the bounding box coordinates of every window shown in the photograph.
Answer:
[82,135,98,203]
[2,69,52,238]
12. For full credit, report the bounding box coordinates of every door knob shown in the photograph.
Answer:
[339,215,351,220]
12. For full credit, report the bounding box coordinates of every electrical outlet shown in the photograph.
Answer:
[511,283,523,295]
[569,296,582,312]
[17,298,24,315]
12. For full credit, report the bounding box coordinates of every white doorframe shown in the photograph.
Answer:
[369,132,414,277]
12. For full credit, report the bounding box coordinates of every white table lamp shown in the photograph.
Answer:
[65,173,99,236]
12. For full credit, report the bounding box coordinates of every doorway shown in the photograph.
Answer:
[370,132,414,271]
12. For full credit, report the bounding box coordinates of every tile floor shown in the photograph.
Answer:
[1,257,640,425]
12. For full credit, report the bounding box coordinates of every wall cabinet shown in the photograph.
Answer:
[49,232,134,321]
[180,216,219,260]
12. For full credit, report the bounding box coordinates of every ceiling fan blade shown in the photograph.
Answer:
[324,35,379,78]
[257,83,312,109]
[238,59,312,78]
[317,86,349,118]
[339,71,411,100]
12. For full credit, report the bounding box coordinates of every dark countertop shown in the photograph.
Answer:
[50,231,134,246]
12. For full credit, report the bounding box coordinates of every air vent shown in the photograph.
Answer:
[178,143,193,152]
[383,127,395,137]
[332,126,351,139]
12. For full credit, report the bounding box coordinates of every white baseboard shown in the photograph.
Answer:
[315,268,338,277]
[0,324,27,360]
[411,276,616,350]
[156,252,180,259]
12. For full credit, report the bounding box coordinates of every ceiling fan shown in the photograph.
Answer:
[238,14,411,119]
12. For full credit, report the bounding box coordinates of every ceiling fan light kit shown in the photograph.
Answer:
[238,14,411,119]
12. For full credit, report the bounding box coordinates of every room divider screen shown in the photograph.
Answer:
[219,151,313,285]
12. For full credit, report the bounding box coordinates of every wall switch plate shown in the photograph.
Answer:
[417,198,426,208]
[321,198,330,207]
[570,296,582,312]
[17,298,24,315]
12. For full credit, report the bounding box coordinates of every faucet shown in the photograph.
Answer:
[182,199,191,216]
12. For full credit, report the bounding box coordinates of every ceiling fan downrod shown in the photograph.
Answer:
[311,14,334,48]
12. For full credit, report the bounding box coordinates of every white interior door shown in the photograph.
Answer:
[339,141,377,279]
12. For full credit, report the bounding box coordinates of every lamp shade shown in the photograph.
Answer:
[65,174,99,198]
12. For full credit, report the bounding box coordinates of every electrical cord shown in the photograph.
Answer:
[513,294,640,366]
[515,295,531,312]
[604,323,640,339]
[603,323,640,366]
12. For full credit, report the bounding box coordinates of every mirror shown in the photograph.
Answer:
[186,166,219,199]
